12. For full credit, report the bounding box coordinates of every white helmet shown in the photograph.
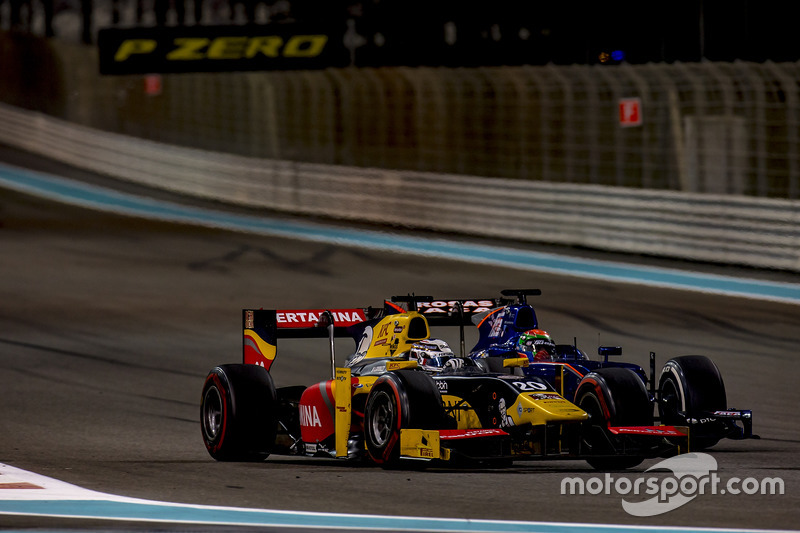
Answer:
[409,338,454,371]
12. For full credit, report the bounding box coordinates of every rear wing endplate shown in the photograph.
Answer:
[243,308,371,371]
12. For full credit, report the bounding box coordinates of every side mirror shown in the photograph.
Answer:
[503,357,530,368]
[598,346,622,357]
[598,345,622,363]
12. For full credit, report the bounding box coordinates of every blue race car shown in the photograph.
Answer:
[413,289,756,465]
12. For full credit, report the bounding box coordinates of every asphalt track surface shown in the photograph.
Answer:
[0,147,799,531]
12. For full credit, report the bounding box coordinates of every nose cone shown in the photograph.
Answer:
[519,392,588,423]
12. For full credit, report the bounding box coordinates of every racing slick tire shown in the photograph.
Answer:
[658,355,727,450]
[364,370,445,469]
[201,364,278,462]
[575,367,653,470]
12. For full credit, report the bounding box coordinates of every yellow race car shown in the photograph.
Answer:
[200,297,684,468]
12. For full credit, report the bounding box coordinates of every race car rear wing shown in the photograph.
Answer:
[387,295,509,356]
[388,289,540,324]
[243,308,374,372]
[387,295,505,325]
[242,290,540,370]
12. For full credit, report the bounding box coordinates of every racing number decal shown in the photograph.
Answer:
[488,311,505,338]
[513,381,548,391]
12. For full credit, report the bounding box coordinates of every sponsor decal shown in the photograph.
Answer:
[417,300,496,314]
[608,426,687,436]
[439,429,508,440]
[299,404,322,427]
[498,397,515,427]
[98,24,348,75]
[488,311,505,337]
[529,393,563,400]
[275,309,366,328]
[713,410,743,417]
[687,417,716,424]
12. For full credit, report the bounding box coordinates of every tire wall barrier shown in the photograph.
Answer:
[1,34,799,271]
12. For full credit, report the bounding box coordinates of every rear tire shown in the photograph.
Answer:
[201,364,278,461]
[575,367,652,470]
[364,370,444,468]
[658,355,727,450]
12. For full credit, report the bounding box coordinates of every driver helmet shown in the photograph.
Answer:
[517,329,556,362]
[409,338,454,371]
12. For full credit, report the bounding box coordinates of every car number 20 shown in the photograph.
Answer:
[513,381,548,391]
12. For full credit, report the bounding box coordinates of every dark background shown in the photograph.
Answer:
[1,0,796,66]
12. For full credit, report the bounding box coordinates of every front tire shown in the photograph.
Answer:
[364,370,444,468]
[575,367,652,470]
[201,364,278,461]
[658,355,727,450]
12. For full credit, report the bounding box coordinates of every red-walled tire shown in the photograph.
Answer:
[575,367,652,470]
[364,370,443,468]
[201,364,278,461]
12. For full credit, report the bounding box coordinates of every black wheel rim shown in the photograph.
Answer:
[368,390,394,448]
[579,392,606,455]
[660,378,680,423]
[202,385,224,441]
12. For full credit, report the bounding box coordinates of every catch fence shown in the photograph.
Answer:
[2,36,800,199]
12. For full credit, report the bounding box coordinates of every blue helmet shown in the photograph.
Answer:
[409,338,454,371]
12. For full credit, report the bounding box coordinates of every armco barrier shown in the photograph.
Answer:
[1,102,798,272]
